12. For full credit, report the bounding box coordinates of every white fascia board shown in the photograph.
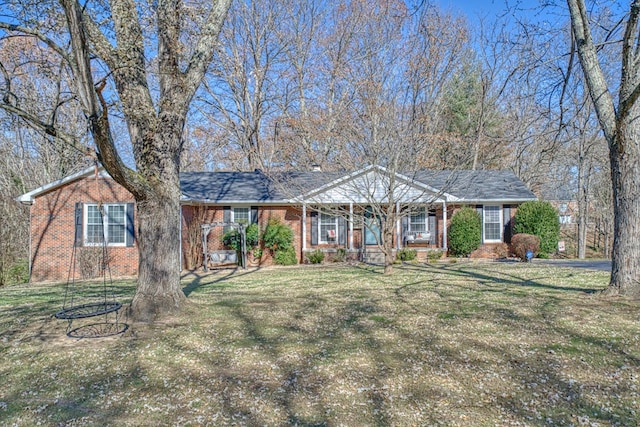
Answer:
[180,199,294,206]
[453,197,538,204]
[15,165,105,204]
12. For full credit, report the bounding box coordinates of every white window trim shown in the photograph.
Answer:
[559,215,572,224]
[483,205,503,243]
[231,206,251,224]
[319,211,339,244]
[84,203,127,247]
[407,207,429,233]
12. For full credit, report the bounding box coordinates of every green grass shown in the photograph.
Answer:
[1,262,639,426]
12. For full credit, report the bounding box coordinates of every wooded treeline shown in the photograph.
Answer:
[0,0,619,285]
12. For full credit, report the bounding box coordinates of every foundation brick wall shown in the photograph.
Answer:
[30,176,138,282]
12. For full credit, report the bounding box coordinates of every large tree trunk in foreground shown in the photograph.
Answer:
[568,0,640,298]
[130,180,186,321]
[606,109,640,298]
[56,0,231,321]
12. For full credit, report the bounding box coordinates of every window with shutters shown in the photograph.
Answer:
[319,211,339,244]
[408,208,427,232]
[231,207,250,224]
[483,205,502,242]
[84,204,127,246]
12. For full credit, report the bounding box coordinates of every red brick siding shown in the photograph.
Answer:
[30,176,138,282]
[181,205,305,267]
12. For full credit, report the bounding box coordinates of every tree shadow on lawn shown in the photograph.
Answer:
[3,263,638,426]
[181,266,263,296]
[189,278,638,426]
[201,292,450,426]
[402,262,605,295]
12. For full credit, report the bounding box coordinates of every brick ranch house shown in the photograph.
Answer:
[17,164,537,282]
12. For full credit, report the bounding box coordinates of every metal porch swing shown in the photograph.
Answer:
[55,202,128,338]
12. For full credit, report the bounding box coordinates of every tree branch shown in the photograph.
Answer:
[80,9,118,68]
[0,101,89,154]
[60,0,147,199]
[566,0,617,143]
[184,0,232,100]
[0,22,70,64]
[618,0,640,120]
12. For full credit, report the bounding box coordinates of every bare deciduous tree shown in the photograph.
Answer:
[0,0,232,320]
[567,0,640,297]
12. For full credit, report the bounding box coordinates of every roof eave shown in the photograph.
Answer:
[15,165,103,204]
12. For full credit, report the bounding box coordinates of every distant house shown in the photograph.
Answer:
[539,184,578,226]
[17,164,537,282]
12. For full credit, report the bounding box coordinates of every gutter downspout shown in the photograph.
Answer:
[396,201,401,250]
[442,200,448,250]
[302,204,307,252]
[17,199,34,283]
[349,202,354,250]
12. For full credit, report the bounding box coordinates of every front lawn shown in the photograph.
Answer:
[1,262,638,426]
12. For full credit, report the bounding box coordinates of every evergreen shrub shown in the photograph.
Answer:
[396,248,417,261]
[513,201,559,255]
[274,246,298,265]
[308,250,325,264]
[222,223,260,252]
[263,218,297,265]
[448,207,482,256]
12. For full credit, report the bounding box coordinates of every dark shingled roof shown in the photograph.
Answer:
[180,168,536,203]
[411,170,537,201]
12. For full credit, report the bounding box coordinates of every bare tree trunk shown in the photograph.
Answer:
[131,182,186,321]
[576,138,588,259]
[382,218,395,275]
[606,111,640,297]
[568,0,640,297]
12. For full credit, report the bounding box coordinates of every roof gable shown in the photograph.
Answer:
[297,165,459,204]
[16,165,108,204]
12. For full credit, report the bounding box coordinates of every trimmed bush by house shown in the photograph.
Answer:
[448,207,482,256]
[263,218,297,265]
[308,250,325,264]
[427,250,444,263]
[274,246,298,265]
[332,248,347,262]
[510,233,540,261]
[396,248,417,261]
[263,218,293,251]
[513,200,560,256]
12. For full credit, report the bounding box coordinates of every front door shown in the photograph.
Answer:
[364,209,381,245]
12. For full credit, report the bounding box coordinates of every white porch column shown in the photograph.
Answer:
[302,204,307,251]
[396,201,401,249]
[349,202,354,250]
[442,200,448,250]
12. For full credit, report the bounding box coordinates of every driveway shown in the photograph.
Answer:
[534,259,612,271]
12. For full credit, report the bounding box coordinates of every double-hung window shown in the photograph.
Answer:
[85,204,127,246]
[319,211,339,244]
[232,207,250,224]
[409,208,427,233]
[483,205,502,242]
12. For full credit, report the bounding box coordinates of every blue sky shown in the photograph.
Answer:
[435,0,567,32]
[435,0,552,23]
[437,0,510,17]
